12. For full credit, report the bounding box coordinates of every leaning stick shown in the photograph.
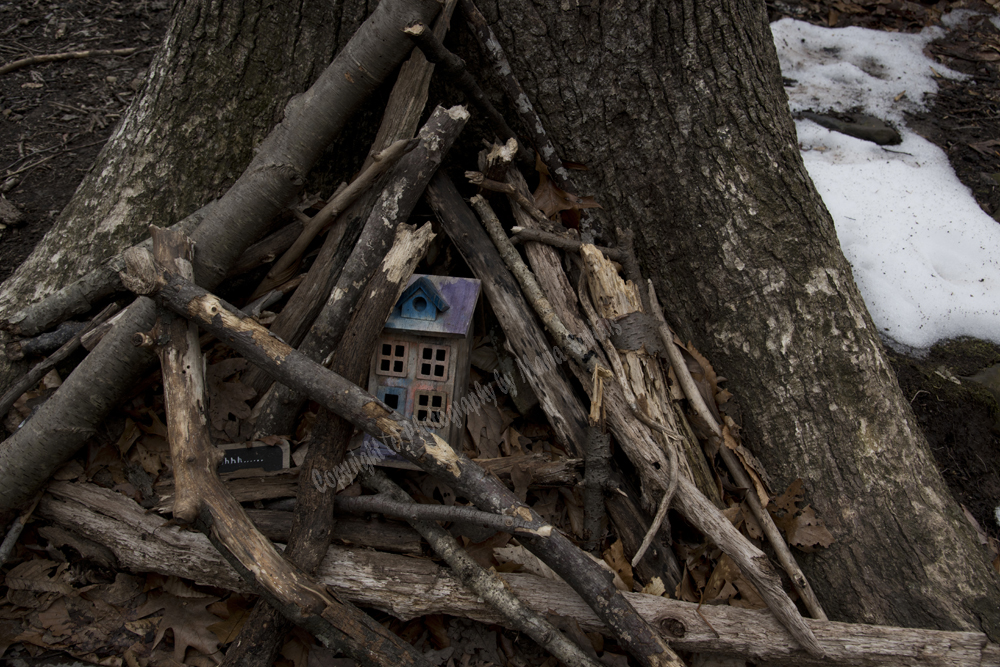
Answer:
[0,0,444,517]
[250,138,415,299]
[471,195,821,657]
[364,472,605,667]
[403,22,531,164]
[646,280,828,621]
[0,303,119,419]
[120,246,687,667]
[250,105,469,438]
[0,48,138,76]
[142,227,429,667]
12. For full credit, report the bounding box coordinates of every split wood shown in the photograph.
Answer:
[472,166,822,656]
[0,48,138,76]
[426,170,682,595]
[40,483,1000,667]
[0,0,444,515]
[120,244,686,667]
[138,227,429,667]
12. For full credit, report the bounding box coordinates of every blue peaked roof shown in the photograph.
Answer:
[385,275,480,337]
[399,276,450,313]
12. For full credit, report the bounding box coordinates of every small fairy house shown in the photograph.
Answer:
[365,274,481,454]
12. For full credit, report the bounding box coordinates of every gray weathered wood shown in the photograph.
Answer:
[38,481,1000,667]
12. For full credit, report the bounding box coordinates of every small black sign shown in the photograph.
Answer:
[217,441,290,474]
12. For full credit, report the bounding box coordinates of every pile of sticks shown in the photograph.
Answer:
[0,1,997,666]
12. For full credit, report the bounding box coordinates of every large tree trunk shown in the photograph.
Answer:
[3,0,997,644]
[475,0,1000,637]
[0,0,376,390]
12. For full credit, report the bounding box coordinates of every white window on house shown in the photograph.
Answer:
[417,344,449,381]
[377,340,409,377]
[414,391,447,428]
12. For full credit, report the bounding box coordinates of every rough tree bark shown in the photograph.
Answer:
[0,0,377,392]
[473,0,1000,637]
[3,0,997,645]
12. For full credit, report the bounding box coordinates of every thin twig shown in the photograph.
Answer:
[510,226,625,263]
[0,47,139,76]
[466,170,552,226]
[471,195,591,364]
[3,138,108,179]
[576,267,638,412]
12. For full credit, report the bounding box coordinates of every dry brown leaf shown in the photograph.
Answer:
[769,479,834,552]
[602,540,634,591]
[783,505,835,552]
[206,596,251,645]
[559,487,585,538]
[510,462,533,503]
[532,154,601,226]
[134,593,223,664]
[675,568,699,603]
[207,359,255,442]
[5,560,74,596]
[500,425,529,456]
[465,404,505,459]
[702,553,741,602]
[116,417,143,456]
[640,577,666,596]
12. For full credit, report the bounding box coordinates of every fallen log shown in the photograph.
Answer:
[37,481,1000,667]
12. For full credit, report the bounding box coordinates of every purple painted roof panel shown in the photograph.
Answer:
[384,275,480,337]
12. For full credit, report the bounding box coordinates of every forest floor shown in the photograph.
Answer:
[0,1,998,665]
